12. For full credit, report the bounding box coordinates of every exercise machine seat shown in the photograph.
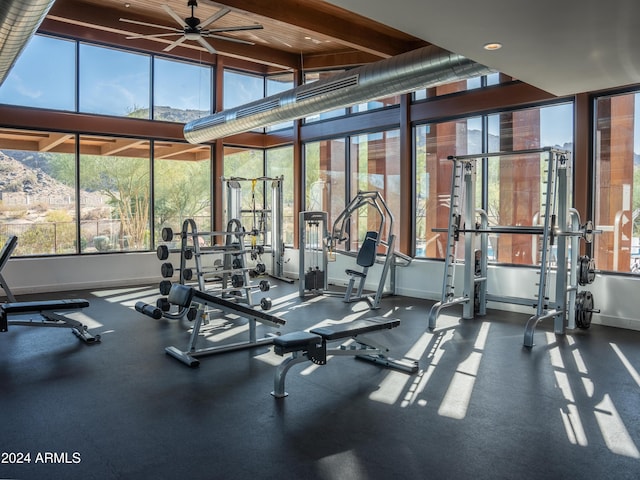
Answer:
[345,231,378,277]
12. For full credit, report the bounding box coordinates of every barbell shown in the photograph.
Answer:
[161,226,252,243]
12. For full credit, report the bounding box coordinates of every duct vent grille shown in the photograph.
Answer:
[236,98,281,119]
[296,75,359,102]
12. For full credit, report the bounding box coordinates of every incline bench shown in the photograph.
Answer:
[136,283,286,367]
[0,235,99,344]
[271,317,418,398]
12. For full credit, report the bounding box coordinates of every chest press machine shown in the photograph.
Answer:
[0,236,99,344]
[271,318,418,398]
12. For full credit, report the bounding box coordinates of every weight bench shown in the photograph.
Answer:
[1,299,99,343]
[0,235,98,344]
[270,316,418,398]
[148,283,286,367]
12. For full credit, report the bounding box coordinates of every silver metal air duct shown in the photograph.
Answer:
[184,45,494,144]
[0,0,57,87]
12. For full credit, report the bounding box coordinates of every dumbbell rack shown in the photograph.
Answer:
[157,218,272,316]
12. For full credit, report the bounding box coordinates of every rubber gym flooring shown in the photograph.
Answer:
[1,279,639,480]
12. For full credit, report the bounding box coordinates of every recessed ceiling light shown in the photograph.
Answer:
[483,42,502,51]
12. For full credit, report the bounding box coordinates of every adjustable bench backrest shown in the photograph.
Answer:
[0,235,18,271]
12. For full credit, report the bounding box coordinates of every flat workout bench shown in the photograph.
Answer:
[0,235,98,344]
[1,299,99,343]
[271,316,418,398]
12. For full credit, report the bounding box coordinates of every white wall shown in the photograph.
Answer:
[3,248,638,332]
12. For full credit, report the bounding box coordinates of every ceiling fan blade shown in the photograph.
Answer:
[203,24,264,34]
[202,33,255,46]
[161,4,187,28]
[120,17,180,32]
[196,36,217,55]
[163,36,187,52]
[199,7,231,29]
[126,32,182,40]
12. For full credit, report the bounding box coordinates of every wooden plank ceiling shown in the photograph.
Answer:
[43,0,428,71]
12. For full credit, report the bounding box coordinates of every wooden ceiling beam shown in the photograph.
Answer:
[204,0,427,59]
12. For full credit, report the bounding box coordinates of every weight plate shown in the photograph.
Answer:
[583,220,594,244]
[159,280,172,296]
[575,290,594,329]
[161,262,174,278]
[260,297,272,310]
[161,227,173,242]
[157,244,169,261]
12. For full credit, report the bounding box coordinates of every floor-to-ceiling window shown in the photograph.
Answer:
[304,138,347,237]
[79,135,150,252]
[486,103,573,265]
[153,142,211,247]
[414,102,573,263]
[0,128,78,255]
[266,146,294,245]
[349,130,401,250]
[414,117,482,259]
[594,90,640,273]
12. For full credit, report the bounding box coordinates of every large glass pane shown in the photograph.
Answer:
[223,146,264,230]
[414,118,482,259]
[594,92,639,273]
[486,103,573,265]
[266,73,294,132]
[349,130,401,250]
[79,135,150,252]
[154,142,211,247]
[79,44,150,118]
[352,95,400,114]
[0,128,77,255]
[0,35,76,111]
[266,146,294,245]
[304,138,346,233]
[223,69,263,108]
[304,70,346,122]
[412,74,503,101]
[154,57,212,122]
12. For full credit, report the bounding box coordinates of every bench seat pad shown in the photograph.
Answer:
[310,316,399,341]
[1,299,89,314]
[273,331,322,349]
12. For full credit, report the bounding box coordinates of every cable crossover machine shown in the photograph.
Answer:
[222,176,292,283]
[299,191,411,309]
[427,148,600,347]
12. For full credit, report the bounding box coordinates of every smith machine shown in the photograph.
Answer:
[299,191,411,309]
[427,148,600,347]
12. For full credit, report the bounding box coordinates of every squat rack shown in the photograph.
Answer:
[427,147,599,347]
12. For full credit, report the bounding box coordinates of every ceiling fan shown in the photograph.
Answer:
[120,1,264,54]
